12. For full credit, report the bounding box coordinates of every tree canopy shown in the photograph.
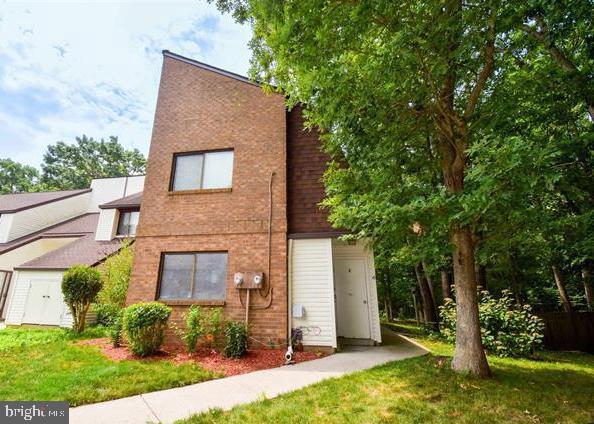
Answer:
[0,135,146,194]
[212,0,593,377]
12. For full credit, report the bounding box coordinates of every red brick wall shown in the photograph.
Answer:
[128,55,288,346]
[287,106,342,236]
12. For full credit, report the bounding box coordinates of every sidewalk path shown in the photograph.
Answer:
[70,328,427,423]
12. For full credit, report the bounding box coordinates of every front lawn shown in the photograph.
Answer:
[0,327,216,406]
[182,323,594,423]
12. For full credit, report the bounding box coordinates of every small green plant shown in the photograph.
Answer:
[178,306,224,353]
[108,310,124,347]
[223,321,248,358]
[62,265,103,333]
[440,289,544,357]
[122,302,172,356]
[93,303,122,327]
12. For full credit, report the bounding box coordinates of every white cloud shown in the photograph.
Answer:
[0,0,252,167]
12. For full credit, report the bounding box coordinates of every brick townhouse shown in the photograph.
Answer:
[127,51,381,350]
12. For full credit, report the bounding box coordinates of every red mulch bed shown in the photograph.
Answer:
[77,338,327,377]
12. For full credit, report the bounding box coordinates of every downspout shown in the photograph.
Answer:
[287,238,293,346]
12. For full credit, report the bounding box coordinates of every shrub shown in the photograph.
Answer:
[93,303,121,327]
[122,302,171,356]
[97,242,133,307]
[440,289,544,357]
[223,321,248,358]
[62,265,102,333]
[93,242,133,326]
[178,306,224,353]
[108,310,124,347]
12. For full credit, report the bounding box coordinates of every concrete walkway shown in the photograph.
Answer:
[70,329,427,424]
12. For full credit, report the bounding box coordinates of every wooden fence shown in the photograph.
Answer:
[537,312,594,353]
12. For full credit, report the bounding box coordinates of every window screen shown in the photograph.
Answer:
[171,150,233,191]
[159,252,228,301]
[116,211,140,236]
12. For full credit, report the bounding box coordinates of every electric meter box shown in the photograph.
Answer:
[233,271,265,289]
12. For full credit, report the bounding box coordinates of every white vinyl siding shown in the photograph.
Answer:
[332,239,382,343]
[95,209,119,241]
[5,270,95,328]
[1,193,91,243]
[88,175,144,212]
[6,271,67,326]
[290,238,337,348]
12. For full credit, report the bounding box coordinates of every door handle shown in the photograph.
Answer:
[363,300,367,304]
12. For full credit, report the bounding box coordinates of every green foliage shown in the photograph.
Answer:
[223,321,248,358]
[0,158,41,194]
[94,242,134,327]
[41,135,146,190]
[440,290,544,357]
[62,265,102,333]
[108,310,124,348]
[178,306,224,353]
[122,302,172,356]
[211,0,594,321]
[97,242,133,307]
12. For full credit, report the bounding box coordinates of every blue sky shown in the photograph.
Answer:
[0,0,252,167]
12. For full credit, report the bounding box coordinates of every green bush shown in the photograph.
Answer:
[97,242,133,307]
[122,302,172,356]
[62,265,102,333]
[178,306,224,353]
[93,303,121,327]
[93,242,134,327]
[440,289,544,357]
[108,310,124,347]
[223,321,248,358]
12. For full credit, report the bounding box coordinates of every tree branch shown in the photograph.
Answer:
[464,11,496,120]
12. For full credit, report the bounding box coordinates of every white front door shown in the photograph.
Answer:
[22,280,63,325]
[334,257,371,339]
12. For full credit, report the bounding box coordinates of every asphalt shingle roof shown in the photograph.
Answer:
[16,234,123,270]
[99,192,142,209]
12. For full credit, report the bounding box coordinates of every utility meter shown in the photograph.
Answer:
[253,274,263,286]
[234,272,244,287]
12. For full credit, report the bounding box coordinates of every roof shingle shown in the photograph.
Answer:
[99,192,142,209]
[15,234,124,270]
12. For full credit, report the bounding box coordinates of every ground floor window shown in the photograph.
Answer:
[158,252,228,301]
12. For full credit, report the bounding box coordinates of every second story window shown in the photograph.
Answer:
[171,150,234,191]
[117,210,139,237]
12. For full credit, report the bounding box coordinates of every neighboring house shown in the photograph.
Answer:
[128,51,381,350]
[0,176,144,326]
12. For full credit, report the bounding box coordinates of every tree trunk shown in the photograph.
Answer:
[440,270,452,300]
[422,260,436,301]
[552,265,573,313]
[414,263,439,330]
[450,227,491,377]
[476,263,487,290]
[581,266,593,311]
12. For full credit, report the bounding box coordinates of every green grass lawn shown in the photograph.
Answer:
[181,322,594,424]
[0,327,216,406]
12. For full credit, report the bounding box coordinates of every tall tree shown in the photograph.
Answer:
[212,0,592,377]
[0,158,40,194]
[41,135,146,190]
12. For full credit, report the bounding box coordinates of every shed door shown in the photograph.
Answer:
[22,280,63,326]
[334,258,371,339]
